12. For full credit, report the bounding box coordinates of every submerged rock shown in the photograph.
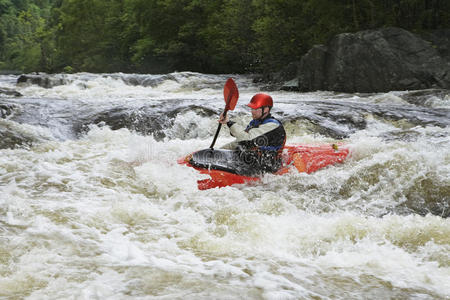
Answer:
[0,88,22,97]
[0,122,35,149]
[396,176,450,218]
[74,105,217,140]
[17,73,69,88]
[74,106,169,140]
[285,104,368,139]
[399,89,449,107]
[0,103,18,118]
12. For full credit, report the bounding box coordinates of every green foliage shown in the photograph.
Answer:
[201,0,257,72]
[0,0,58,72]
[63,65,73,73]
[0,0,448,74]
[251,0,310,71]
[56,0,121,72]
[0,0,12,15]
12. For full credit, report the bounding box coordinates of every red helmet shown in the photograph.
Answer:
[247,93,273,109]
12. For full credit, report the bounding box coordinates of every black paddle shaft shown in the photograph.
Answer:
[209,81,236,150]
[209,108,229,149]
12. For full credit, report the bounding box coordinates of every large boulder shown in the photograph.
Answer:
[297,27,450,93]
[420,29,450,62]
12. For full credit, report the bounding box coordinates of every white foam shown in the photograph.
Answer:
[1,74,449,299]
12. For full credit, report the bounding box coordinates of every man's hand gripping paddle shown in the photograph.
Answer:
[209,78,239,149]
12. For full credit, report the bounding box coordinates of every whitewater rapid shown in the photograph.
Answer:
[0,73,449,299]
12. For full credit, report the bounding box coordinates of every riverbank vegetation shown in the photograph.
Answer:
[1,0,449,74]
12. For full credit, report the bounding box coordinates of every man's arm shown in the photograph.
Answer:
[229,122,279,142]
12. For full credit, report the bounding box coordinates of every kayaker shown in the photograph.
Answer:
[218,93,286,173]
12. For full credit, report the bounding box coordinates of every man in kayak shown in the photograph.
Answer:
[218,93,286,173]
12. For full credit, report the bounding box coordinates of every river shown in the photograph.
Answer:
[0,72,449,299]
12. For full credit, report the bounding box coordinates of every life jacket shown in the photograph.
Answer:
[240,114,286,172]
[243,114,286,153]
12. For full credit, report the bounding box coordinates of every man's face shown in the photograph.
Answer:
[251,107,262,119]
[251,107,268,119]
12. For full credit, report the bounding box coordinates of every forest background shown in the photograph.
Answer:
[0,0,449,74]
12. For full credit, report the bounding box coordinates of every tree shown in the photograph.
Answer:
[251,0,313,71]
[54,0,131,72]
[127,0,207,72]
[200,0,256,72]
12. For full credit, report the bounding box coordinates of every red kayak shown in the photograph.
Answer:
[178,143,350,190]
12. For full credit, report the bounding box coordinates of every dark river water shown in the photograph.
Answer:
[0,73,449,299]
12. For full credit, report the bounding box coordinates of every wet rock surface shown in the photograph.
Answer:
[0,122,35,149]
[0,103,19,118]
[73,105,217,140]
[399,89,449,107]
[307,27,450,92]
[0,88,22,97]
[282,98,449,138]
[263,27,450,93]
[17,73,69,88]
[395,176,450,218]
